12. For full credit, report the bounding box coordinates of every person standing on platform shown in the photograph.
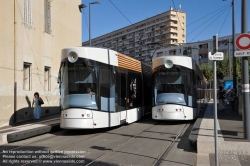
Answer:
[32,92,43,121]
[218,86,225,111]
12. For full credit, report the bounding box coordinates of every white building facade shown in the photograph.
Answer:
[153,33,248,66]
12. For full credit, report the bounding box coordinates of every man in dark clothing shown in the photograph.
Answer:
[218,86,225,111]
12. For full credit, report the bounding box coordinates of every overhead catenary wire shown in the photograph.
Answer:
[187,5,231,36]
[218,7,231,36]
[191,6,231,42]
[187,3,231,26]
[108,0,134,27]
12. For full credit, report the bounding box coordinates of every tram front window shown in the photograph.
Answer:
[60,58,98,110]
[153,66,194,107]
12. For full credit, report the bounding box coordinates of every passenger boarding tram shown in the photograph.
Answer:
[58,47,151,129]
[152,55,205,120]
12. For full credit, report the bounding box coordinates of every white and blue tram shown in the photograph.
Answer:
[58,47,151,129]
[152,55,205,120]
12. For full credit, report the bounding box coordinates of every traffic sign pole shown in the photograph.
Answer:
[241,0,250,140]
[213,34,219,166]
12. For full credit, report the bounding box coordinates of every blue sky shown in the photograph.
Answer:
[81,0,250,43]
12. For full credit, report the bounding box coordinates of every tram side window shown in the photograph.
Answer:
[99,67,116,112]
[128,73,142,108]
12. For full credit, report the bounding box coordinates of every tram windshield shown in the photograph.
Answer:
[153,65,195,107]
[60,58,98,110]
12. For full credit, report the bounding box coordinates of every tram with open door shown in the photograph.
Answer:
[58,47,151,129]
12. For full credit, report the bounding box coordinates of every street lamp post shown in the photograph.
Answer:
[89,1,100,46]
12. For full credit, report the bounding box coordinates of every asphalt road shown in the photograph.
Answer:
[0,118,196,166]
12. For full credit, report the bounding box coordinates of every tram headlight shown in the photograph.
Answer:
[164,60,173,69]
[68,51,78,63]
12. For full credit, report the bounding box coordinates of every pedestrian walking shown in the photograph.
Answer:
[32,92,43,121]
[218,86,225,111]
[229,89,236,112]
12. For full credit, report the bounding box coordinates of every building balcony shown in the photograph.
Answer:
[169,35,178,39]
[124,50,129,54]
[199,58,208,63]
[199,48,208,54]
[141,36,147,40]
[169,29,178,33]
[169,17,178,21]
[127,35,133,39]
[142,52,149,56]
[165,41,178,45]
[159,31,167,35]
[124,41,129,44]
[218,45,228,50]
[167,23,178,27]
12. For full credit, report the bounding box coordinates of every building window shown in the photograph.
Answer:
[44,0,51,34]
[23,62,31,91]
[23,0,32,28]
[44,66,51,91]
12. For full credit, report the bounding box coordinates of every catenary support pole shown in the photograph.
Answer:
[241,0,250,140]
[232,0,237,94]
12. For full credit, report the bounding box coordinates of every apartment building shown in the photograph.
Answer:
[82,7,186,65]
[0,0,81,127]
[152,33,247,66]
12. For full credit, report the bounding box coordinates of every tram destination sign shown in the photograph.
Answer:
[208,52,224,61]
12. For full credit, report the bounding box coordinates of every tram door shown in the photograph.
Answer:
[120,73,127,124]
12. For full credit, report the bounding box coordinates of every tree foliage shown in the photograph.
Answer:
[200,63,213,81]
[200,56,250,82]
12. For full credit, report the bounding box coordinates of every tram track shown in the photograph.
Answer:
[18,124,128,166]
[152,123,189,166]
[85,122,159,166]
[1,122,129,155]
[1,118,191,166]
[20,132,105,166]
[84,121,189,166]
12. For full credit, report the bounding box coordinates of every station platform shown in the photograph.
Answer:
[190,100,250,166]
[0,113,60,145]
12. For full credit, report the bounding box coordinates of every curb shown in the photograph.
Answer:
[0,123,61,145]
[189,102,208,148]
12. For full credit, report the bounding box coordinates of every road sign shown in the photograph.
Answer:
[234,50,250,57]
[208,52,224,61]
[235,33,250,50]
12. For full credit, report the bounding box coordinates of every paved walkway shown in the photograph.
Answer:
[196,100,250,166]
[0,113,60,145]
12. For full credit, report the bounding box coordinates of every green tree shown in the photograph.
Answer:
[200,56,250,83]
[200,63,213,81]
